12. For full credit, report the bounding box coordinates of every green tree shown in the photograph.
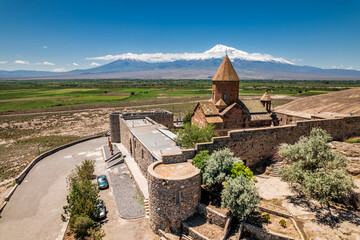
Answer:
[278,128,355,223]
[192,150,210,174]
[221,176,260,219]
[62,160,104,239]
[175,123,217,149]
[182,112,192,125]
[203,148,241,187]
[230,162,257,183]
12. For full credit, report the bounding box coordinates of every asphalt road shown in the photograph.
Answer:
[0,137,107,240]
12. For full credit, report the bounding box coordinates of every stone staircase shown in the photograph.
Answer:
[269,161,283,177]
[144,198,150,218]
[180,234,193,240]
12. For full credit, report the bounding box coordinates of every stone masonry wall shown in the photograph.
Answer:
[196,116,360,167]
[197,203,230,228]
[109,113,121,143]
[132,135,158,178]
[148,163,201,233]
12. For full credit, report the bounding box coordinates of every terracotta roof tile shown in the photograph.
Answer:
[199,101,219,116]
[206,116,223,124]
[260,91,272,101]
[250,113,272,121]
[212,55,240,82]
[215,99,227,107]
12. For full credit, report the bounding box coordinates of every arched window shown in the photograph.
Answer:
[223,93,227,101]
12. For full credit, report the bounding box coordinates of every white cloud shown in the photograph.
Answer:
[331,65,355,70]
[52,68,66,72]
[43,46,48,49]
[292,58,303,62]
[73,62,79,66]
[0,61,7,64]
[86,44,293,64]
[90,62,101,67]
[14,60,29,65]
[42,61,55,66]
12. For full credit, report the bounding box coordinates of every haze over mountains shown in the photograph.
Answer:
[1,44,360,80]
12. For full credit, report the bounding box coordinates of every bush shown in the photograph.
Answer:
[62,160,104,239]
[230,162,257,183]
[72,215,94,238]
[192,150,210,174]
[279,219,287,228]
[182,112,192,125]
[175,123,217,149]
[203,148,241,187]
[262,213,270,223]
[221,176,260,219]
[278,128,355,205]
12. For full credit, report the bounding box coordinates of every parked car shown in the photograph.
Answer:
[97,175,109,189]
[95,199,107,220]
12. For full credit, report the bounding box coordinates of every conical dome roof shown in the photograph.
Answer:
[260,90,271,101]
[212,55,240,81]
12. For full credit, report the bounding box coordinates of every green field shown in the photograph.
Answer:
[1,79,360,113]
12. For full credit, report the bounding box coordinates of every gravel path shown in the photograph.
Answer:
[107,162,145,219]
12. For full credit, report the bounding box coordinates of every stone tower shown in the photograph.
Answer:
[260,90,272,112]
[211,55,240,105]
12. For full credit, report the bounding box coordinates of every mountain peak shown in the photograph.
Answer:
[87,44,293,64]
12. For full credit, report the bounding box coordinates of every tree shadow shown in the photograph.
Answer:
[285,192,360,228]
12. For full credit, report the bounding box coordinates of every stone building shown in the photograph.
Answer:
[109,111,201,233]
[191,55,275,134]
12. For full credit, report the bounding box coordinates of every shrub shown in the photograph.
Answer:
[278,128,355,205]
[72,215,94,238]
[279,219,287,228]
[230,162,257,183]
[192,150,210,174]
[175,123,217,149]
[221,176,260,219]
[203,148,241,187]
[182,112,192,125]
[262,213,270,223]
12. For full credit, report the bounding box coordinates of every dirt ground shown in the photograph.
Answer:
[256,174,360,240]
[275,88,360,115]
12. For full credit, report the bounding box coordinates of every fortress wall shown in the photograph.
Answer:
[132,135,158,178]
[194,116,360,167]
[109,112,121,143]
[148,162,201,233]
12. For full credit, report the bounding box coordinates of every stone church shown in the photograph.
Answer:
[191,55,276,134]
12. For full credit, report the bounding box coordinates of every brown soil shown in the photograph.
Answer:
[275,88,360,115]
[185,214,224,240]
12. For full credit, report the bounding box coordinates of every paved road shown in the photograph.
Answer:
[0,137,107,240]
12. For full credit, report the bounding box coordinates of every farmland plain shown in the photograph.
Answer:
[0,79,359,188]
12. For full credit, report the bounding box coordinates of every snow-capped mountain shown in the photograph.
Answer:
[86,44,292,64]
[1,44,360,80]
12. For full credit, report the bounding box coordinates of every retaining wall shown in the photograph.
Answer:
[195,116,360,167]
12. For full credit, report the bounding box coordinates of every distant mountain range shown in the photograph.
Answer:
[1,44,360,80]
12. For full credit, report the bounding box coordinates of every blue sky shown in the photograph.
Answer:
[0,0,359,72]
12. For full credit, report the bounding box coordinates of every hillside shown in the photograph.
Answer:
[275,88,360,115]
[2,45,360,80]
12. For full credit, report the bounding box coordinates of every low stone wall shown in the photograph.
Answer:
[0,134,103,216]
[182,222,210,240]
[16,134,103,184]
[197,203,230,228]
[243,223,295,240]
